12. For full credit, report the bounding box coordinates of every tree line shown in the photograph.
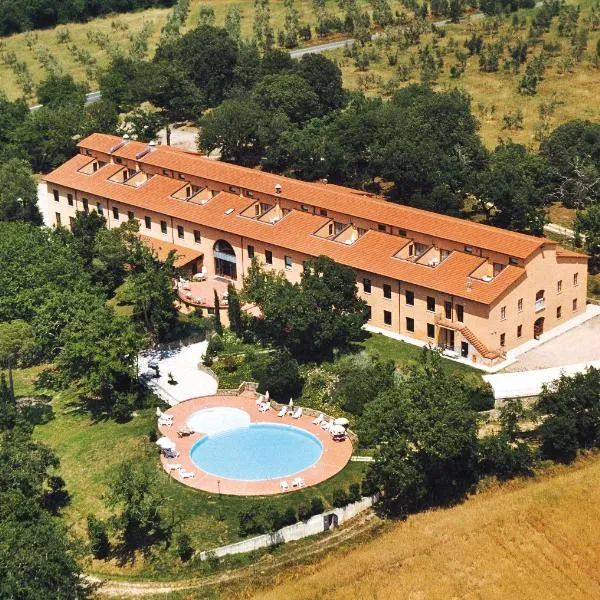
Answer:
[0,0,176,37]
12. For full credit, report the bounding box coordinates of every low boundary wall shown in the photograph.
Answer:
[198,494,377,561]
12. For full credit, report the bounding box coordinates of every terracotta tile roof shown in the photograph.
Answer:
[44,155,524,304]
[138,234,203,268]
[78,134,551,260]
[556,246,587,259]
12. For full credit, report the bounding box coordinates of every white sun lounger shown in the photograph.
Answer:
[156,408,173,421]
[291,477,306,488]
[277,406,286,417]
[259,402,271,412]
[255,394,265,406]
[321,419,334,432]
[164,463,183,471]
[280,480,289,491]
[158,417,173,426]
[292,407,303,419]
[312,413,324,425]
[179,470,195,479]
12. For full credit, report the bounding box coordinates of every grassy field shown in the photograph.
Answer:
[547,202,578,228]
[2,0,598,151]
[243,453,600,600]
[332,4,600,148]
[14,364,367,580]
[0,0,389,102]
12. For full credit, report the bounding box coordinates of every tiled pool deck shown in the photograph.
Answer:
[158,391,353,496]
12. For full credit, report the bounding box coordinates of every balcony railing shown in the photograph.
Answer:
[535,298,545,312]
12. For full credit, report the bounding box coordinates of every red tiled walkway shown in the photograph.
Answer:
[158,392,353,496]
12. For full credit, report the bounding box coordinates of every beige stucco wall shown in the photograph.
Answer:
[46,166,589,364]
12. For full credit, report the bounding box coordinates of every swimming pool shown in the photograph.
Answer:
[190,423,323,481]
[186,407,250,435]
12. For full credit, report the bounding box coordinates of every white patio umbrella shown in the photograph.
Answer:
[265,390,270,401]
[334,417,349,426]
[155,436,176,450]
[330,425,346,436]
[288,398,294,409]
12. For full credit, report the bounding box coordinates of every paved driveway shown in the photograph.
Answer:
[138,342,217,405]
[505,315,600,372]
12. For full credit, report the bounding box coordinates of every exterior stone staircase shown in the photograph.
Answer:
[435,315,506,361]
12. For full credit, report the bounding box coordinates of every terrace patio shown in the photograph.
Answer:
[176,276,231,309]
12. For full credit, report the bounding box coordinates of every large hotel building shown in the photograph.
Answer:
[44,133,588,366]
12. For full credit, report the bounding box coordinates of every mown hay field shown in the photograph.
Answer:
[247,455,600,600]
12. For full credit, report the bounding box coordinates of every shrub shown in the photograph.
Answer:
[222,355,237,373]
[251,349,303,400]
[361,477,378,497]
[87,515,110,559]
[206,333,224,357]
[176,532,193,562]
[297,502,311,521]
[467,383,495,412]
[539,413,579,463]
[238,503,265,536]
[281,506,297,527]
[478,434,536,480]
[148,428,158,443]
[310,497,324,516]
[112,392,134,423]
[332,488,349,508]
[348,482,361,503]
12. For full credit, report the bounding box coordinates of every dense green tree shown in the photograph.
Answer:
[374,86,487,215]
[0,158,42,224]
[14,104,81,172]
[79,99,120,138]
[227,283,243,337]
[0,93,29,164]
[252,73,321,123]
[251,349,303,400]
[36,73,87,108]
[477,433,536,480]
[98,57,150,112]
[541,120,600,208]
[255,256,369,361]
[105,458,166,549]
[474,141,550,234]
[198,97,265,164]
[297,53,347,114]
[154,25,238,110]
[332,356,396,415]
[0,320,36,368]
[537,368,600,462]
[55,305,142,411]
[362,349,480,513]
[70,210,107,267]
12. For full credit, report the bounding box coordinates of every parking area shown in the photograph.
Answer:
[504,314,600,372]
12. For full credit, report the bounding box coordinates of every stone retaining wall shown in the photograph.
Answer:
[199,495,377,561]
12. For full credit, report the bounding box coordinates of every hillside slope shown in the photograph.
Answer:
[249,456,600,600]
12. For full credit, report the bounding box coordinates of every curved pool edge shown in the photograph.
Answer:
[158,393,353,496]
[189,422,324,482]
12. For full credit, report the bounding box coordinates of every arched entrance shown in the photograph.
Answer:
[214,240,237,280]
[534,317,544,340]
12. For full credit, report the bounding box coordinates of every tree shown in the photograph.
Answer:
[213,289,223,335]
[282,0,300,48]
[253,0,274,51]
[332,356,395,415]
[0,320,36,369]
[478,433,536,479]
[13,104,81,172]
[252,73,321,123]
[537,367,600,462]
[227,284,243,337]
[575,205,600,272]
[36,73,87,108]
[251,349,302,400]
[198,97,264,164]
[297,53,346,113]
[255,256,369,361]
[70,210,107,267]
[0,158,42,224]
[98,57,150,112]
[87,515,110,559]
[154,25,238,110]
[474,141,551,234]
[362,349,479,513]
[541,120,600,208]
[224,5,242,41]
[105,458,166,549]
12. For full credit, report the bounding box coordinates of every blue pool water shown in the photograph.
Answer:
[190,423,323,481]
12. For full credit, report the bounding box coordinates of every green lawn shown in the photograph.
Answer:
[360,333,482,379]
[24,368,366,579]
